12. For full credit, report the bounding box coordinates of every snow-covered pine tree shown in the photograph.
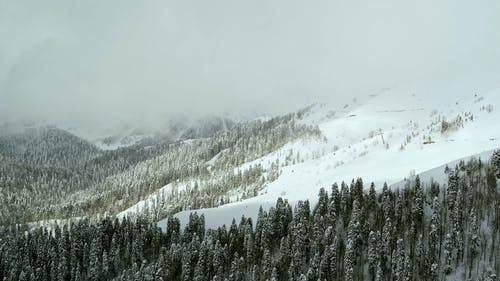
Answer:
[381,216,393,279]
[443,233,453,275]
[491,149,500,178]
[344,200,362,281]
[367,230,380,281]
[88,237,102,281]
[467,208,480,279]
[412,175,424,232]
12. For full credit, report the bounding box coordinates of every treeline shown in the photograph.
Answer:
[1,153,499,280]
[126,162,280,221]
[0,114,321,224]
[0,127,174,224]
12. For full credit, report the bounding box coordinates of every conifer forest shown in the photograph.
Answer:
[1,154,499,280]
[2,1,500,280]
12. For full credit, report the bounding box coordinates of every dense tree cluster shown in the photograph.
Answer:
[132,163,280,221]
[0,114,321,224]
[0,127,174,224]
[1,155,498,280]
[0,127,101,168]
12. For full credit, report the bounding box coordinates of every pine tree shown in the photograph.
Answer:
[428,197,441,269]
[110,234,121,276]
[452,188,464,265]
[446,172,459,214]
[381,216,392,278]
[319,244,333,280]
[367,231,379,281]
[467,208,480,278]
[330,183,340,214]
[491,149,500,178]
[340,182,351,222]
[58,230,71,281]
[314,187,329,217]
[344,200,362,281]
[412,175,424,231]
[228,254,239,281]
[403,253,412,281]
[88,236,102,281]
[344,237,355,281]
[213,241,226,281]
[243,223,255,268]
[261,248,273,280]
[290,200,311,276]
[102,251,110,280]
[443,233,453,275]
[414,234,425,279]
[366,183,378,229]
[392,238,405,281]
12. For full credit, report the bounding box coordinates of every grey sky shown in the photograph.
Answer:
[1,0,499,129]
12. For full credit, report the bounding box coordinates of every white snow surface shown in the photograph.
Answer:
[157,80,500,230]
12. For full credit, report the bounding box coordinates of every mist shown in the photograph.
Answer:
[1,0,500,129]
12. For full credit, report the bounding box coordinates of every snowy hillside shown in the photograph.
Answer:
[157,81,500,228]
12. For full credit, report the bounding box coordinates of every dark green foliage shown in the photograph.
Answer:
[0,156,498,280]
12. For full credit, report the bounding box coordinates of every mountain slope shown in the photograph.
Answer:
[0,114,320,224]
[2,80,499,228]
[158,82,500,228]
[0,126,101,168]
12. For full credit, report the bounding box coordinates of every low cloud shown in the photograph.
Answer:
[1,0,499,129]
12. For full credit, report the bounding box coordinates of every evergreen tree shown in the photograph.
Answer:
[314,188,329,217]
[344,200,362,281]
[392,238,405,281]
[412,175,424,231]
[467,209,480,278]
[491,149,500,178]
[381,216,392,278]
[443,233,453,275]
[367,230,379,281]
[452,188,465,265]
[88,237,102,281]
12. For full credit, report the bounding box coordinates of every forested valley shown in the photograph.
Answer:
[0,113,321,225]
[1,153,499,280]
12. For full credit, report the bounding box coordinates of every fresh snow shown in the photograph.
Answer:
[158,80,500,229]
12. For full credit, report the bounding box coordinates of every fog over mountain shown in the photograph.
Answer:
[1,0,500,129]
[2,2,500,280]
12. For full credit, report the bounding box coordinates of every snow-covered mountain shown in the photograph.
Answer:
[1,114,239,151]
[2,78,499,229]
[2,79,499,280]
[153,81,500,228]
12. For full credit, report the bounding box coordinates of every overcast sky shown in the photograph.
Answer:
[1,0,499,129]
